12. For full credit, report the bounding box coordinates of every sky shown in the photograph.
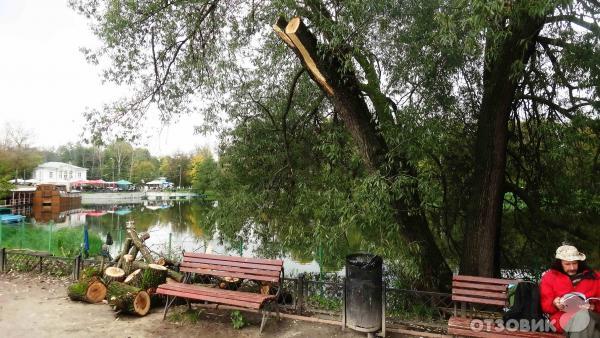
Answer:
[0,0,217,156]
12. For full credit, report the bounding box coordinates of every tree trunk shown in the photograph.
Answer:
[461,14,547,277]
[67,276,107,303]
[106,281,151,316]
[275,17,452,290]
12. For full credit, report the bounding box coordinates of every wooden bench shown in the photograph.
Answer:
[156,252,284,333]
[448,275,562,337]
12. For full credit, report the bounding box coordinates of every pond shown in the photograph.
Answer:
[0,200,349,276]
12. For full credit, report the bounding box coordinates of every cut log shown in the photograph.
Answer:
[126,232,147,261]
[260,282,271,295]
[122,254,134,275]
[139,232,150,241]
[115,238,133,267]
[106,281,151,316]
[67,276,107,303]
[155,256,177,266]
[104,266,126,283]
[124,268,142,288]
[140,263,168,291]
[219,276,241,290]
[126,227,154,263]
[131,260,184,282]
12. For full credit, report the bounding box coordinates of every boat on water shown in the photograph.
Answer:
[0,207,26,224]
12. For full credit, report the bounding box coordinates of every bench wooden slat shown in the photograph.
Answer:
[453,288,509,301]
[156,287,263,309]
[182,257,283,272]
[158,283,266,300]
[448,326,514,338]
[180,266,280,283]
[453,281,512,292]
[453,275,518,285]
[184,252,283,266]
[180,262,281,277]
[452,295,507,306]
[158,283,274,303]
[448,317,562,338]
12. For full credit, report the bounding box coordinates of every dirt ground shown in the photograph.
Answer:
[0,272,407,338]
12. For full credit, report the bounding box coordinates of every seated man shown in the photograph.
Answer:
[540,244,600,337]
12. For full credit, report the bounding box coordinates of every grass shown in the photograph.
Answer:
[306,294,342,312]
[0,224,102,257]
[167,308,204,325]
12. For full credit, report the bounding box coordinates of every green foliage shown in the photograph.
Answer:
[0,224,102,258]
[230,310,245,329]
[70,0,600,286]
[307,294,342,312]
[167,309,204,325]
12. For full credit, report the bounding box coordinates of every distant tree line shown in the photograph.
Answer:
[0,126,218,198]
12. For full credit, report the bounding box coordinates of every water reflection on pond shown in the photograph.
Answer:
[19,201,334,276]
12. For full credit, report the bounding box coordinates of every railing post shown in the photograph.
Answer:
[297,274,304,315]
[0,248,5,273]
[73,254,81,281]
[381,281,386,338]
[342,276,346,330]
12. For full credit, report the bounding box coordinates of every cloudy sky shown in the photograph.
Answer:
[0,0,216,156]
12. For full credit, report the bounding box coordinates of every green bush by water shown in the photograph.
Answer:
[0,223,102,257]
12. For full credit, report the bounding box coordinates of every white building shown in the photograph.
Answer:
[33,162,88,187]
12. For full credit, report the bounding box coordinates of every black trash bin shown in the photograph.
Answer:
[344,253,383,335]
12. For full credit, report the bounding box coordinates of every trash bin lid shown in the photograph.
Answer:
[346,253,382,269]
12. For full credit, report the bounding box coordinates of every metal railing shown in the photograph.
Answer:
[0,248,452,324]
[280,274,451,323]
[0,248,114,280]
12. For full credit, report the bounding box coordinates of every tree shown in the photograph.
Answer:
[189,148,218,195]
[71,0,599,288]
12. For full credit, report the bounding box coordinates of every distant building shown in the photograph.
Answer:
[145,177,173,189]
[33,162,88,188]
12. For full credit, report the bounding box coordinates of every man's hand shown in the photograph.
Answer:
[554,297,565,310]
[579,303,595,311]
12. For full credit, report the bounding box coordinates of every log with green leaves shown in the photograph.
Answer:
[67,276,107,303]
[106,281,150,316]
[131,260,183,283]
[139,263,167,292]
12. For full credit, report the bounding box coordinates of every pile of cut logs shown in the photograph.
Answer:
[67,222,183,316]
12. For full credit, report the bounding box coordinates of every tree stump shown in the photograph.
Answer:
[140,264,168,292]
[124,269,142,288]
[67,276,107,303]
[104,267,126,283]
[107,281,151,316]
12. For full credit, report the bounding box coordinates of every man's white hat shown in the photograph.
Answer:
[555,245,586,261]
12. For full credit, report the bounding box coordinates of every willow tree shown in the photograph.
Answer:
[71,0,599,288]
